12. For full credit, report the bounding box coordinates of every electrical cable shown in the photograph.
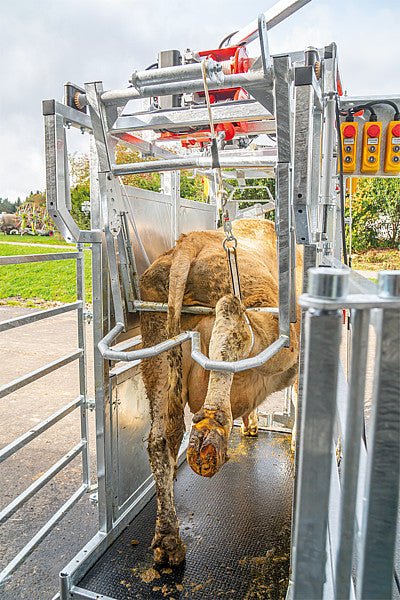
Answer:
[341,100,400,121]
[335,95,348,266]
[218,31,239,49]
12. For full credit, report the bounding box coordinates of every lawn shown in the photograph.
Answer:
[351,248,400,271]
[0,233,72,246]
[0,243,92,306]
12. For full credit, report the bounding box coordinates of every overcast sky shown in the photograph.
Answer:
[0,0,398,202]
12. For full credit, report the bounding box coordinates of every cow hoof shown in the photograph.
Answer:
[152,533,186,566]
[241,423,258,437]
[187,410,228,477]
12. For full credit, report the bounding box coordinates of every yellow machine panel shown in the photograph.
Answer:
[361,122,382,173]
[340,122,358,172]
[384,121,400,173]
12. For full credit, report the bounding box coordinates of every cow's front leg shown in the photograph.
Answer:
[187,296,252,477]
[143,345,186,566]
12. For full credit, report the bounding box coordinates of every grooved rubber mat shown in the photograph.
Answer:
[80,430,294,599]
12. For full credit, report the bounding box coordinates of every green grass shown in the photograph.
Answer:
[0,243,92,306]
[0,233,72,246]
[352,248,400,271]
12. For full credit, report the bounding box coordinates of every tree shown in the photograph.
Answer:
[348,178,400,252]
[0,198,17,213]
[69,154,91,230]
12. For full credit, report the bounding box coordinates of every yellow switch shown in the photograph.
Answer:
[384,121,400,173]
[340,122,358,172]
[361,122,382,173]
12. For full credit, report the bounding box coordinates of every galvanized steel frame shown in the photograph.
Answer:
[33,5,400,599]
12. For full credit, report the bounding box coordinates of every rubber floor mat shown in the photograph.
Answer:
[79,429,294,599]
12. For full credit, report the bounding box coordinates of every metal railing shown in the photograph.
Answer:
[0,246,91,585]
[290,267,400,600]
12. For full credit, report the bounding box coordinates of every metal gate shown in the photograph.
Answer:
[0,246,91,585]
[290,265,400,599]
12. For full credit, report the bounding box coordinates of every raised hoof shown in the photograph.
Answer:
[152,533,186,567]
[240,423,258,437]
[187,409,228,478]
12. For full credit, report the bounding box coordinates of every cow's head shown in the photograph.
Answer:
[187,295,253,477]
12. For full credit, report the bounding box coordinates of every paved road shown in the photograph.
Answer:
[0,306,97,600]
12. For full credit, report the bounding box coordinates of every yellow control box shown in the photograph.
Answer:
[340,122,358,172]
[361,122,382,173]
[384,121,400,173]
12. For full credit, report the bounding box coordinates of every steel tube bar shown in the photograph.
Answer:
[335,309,370,599]
[112,155,275,176]
[190,333,287,373]
[299,292,400,311]
[133,300,279,315]
[0,350,83,400]
[0,484,87,585]
[98,323,191,361]
[69,587,115,600]
[0,396,82,464]
[76,245,90,488]
[276,162,291,340]
[0,301,82,333]
[231,0,313,45]
[131,59,217,88]
[0,442,85,524]
[101,71,267,105]
[133,300,214,314]
[98,322,287,373]
[0,252,79,265]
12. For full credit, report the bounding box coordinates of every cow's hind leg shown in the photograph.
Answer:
[187,296,251,477]
[142,321,186,566]
[241,409,259,437]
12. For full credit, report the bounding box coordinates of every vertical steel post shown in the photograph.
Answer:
[335,308,370,599]
[162,170,181,245]
[292,268,348,600]
[289,243,317,587]
[273,55,293,342]
[359,272,400,599]
[76,243,90,487]
[320,92,337,256]
[89,134,113,533]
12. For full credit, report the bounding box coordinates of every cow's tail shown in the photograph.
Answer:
[166,240,199,457]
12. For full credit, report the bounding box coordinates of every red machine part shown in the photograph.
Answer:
[159,45,251,146]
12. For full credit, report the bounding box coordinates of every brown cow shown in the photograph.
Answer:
[140,218,302,566]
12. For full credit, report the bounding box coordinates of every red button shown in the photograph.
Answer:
[343,124,356,138]
[392,123,400,137]
[367,124,380,137]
